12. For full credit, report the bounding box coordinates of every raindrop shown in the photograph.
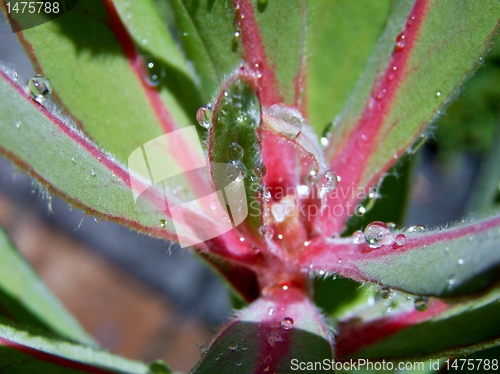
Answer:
[304,241,311,247]
[257,185,271,202]
[395,32,406,51]
[226,160,247,182]
[281,317,294,330]
[227,142,244,160]
[318,170,338,198]
[90,169,96,177]
[435,91,442,98]
[253,162,267,179]
[28,74,52,102]
[458,258,464,266]
[228,340,238,351]
[259,225,274,239]
[364,221,393,248]
[352,230,364,244]
[196,105,213,129]
[414,296,428,312]
[143,56,165,86]
[379,287,391,299]
[355,205,366,216]
[320,136,329,148]
[387,222,398,231]
[395,233,407,246]
[15,121,21,130]
[160,219,166,228]
[376,88,387,100]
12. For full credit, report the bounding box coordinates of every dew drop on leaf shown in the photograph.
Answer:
[159,219,166,228]
[379,287,391,299]
[281,317,294,330]
[227,142,244,160]
[253,162,267,179]
[352,230,364,244]
[435,91,442,97]
[15,121,21,130]
[406,225,426,233]
[364,221,393,248]
[28,74,52,102]
[228,340,238,351]
[90,169,96,177]
[143,56,165,87]
[395,233,407,246]
[226,160,246,182]
[259,225,274,239]
[355,205,366,216]
[458,258,465,266]
[196,105,213,129]
[320,136,329,148]
[147,359,172,374]
[395,32,406,51]
[414,296,428,312]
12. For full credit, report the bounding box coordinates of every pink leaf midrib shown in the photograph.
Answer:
[321,0,430,236]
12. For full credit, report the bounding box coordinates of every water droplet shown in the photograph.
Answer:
[237,362,242,367]
[319,170,338,198]
[253,162,267,179]
[414,296,428,312]
[304,240,311,247]
[210,201,217,210]
[448,279,455,286]
[281,317,294,330]
[259,225,274,239]
[395,32,406,51]
[297,184,309,198]
[239,237,245,242]
[387,222,398,231]
[160,219,166,228]
[28,75,52,102]
[458,258,464,266]
[15,121,21,130]
[376,88,387,100]
[227,142,244,160]
[406,225,426,233]
[228,340,238,351]
[196,105,213,129]
[395,233,407,246]
[90,169,96,177]
[268,307,275,315]
[320,136,329,148]
[277,234,283,240]
[257,185,271,202]
[143,56,165,86]
[379,287,391,299]
[226,160,246,182]
[257,0,268,12]
[148,360,171,374]
[352,230,364,244]
[364,221,393,248]
[435,91,442,98]
[141,39,148,45]
[355,205,366,216]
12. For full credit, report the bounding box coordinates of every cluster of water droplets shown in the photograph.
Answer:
[354,221,417,249]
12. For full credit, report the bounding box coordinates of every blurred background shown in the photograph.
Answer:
[1,9,499,374]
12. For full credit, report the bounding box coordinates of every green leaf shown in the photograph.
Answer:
[192,288,333,374]
[0,68,179,243]
[0,323,149,373]
[0,225,94,346]
[322,0,500,233]
[306,0,391,134]
[168,0,241,98]
[337,285,500,360]
[209,73,262,230]
[16,0,200,164]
